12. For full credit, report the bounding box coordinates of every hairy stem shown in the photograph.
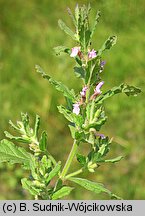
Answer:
[60,140,79,180]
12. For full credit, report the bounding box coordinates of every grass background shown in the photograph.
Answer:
[0,0,145,199]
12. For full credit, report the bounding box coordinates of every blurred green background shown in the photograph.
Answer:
[0,0,145,199]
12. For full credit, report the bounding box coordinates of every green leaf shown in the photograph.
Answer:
[21,112,30,134]
[95,83,141,104]
[79,26,85,50]
[9,120,19,131]
[98,36,117,56]
[46,162,61,184]
[74,66,85,79]
[4,131,31,144]
[34,115,40,138]
[90,10,101,39]
[88,137,111,163]
[40,155,52,176]
[65,96,73,110]
[54,179,63,192]
[57,105,73,122]
[58,106,84,130]
[49,79,75,101]
[53,46,70,55]
[74,3,80,29]
[68,124,76,139]
[70,177,110,194]
[21,178,41,196]
[69,177,121,199]
[98,156,124,163]
[104,36,117,49]
[76,154,86,166]
[36,65,75,101]
[39,155,52,176]
[69,125,86,142]
[0,139,34,170]
[85,29,91,47]
[72,113,84,128]
[98,144,109,157]
[122,84,142,96]
[84,117,107,131]
[41,155,52,169]
[52,186,73,200]
[39,131,47,151]
[67,7,77,27]
[74,131,86,141]
[58,19,76,40]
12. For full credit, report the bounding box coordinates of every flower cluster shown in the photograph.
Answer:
[71,46,105,115]
[73,86,88,115]
[70,47,97,60]
[73,82,104,115]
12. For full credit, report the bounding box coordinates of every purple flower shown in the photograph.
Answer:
[80,86,88,97]
[73,103,80,115]
[90,81,104,100]
[100,61,106,67]
[99,60,106,73]
[96,133,106,139]
[94,81,104,95]
[88,49,97,59]
[70,47,80,57]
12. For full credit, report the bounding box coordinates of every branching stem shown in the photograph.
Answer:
[64,163,98,180]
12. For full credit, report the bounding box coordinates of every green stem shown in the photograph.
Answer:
[89,129,96,150]
[87,62,95,87]
[60,140,79,180]
[89,100,95,122]
[88,100,96,149]
[86,62,96,103]
[85,86,90,104]
[35,195,38,200]
[65,168,83,180]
